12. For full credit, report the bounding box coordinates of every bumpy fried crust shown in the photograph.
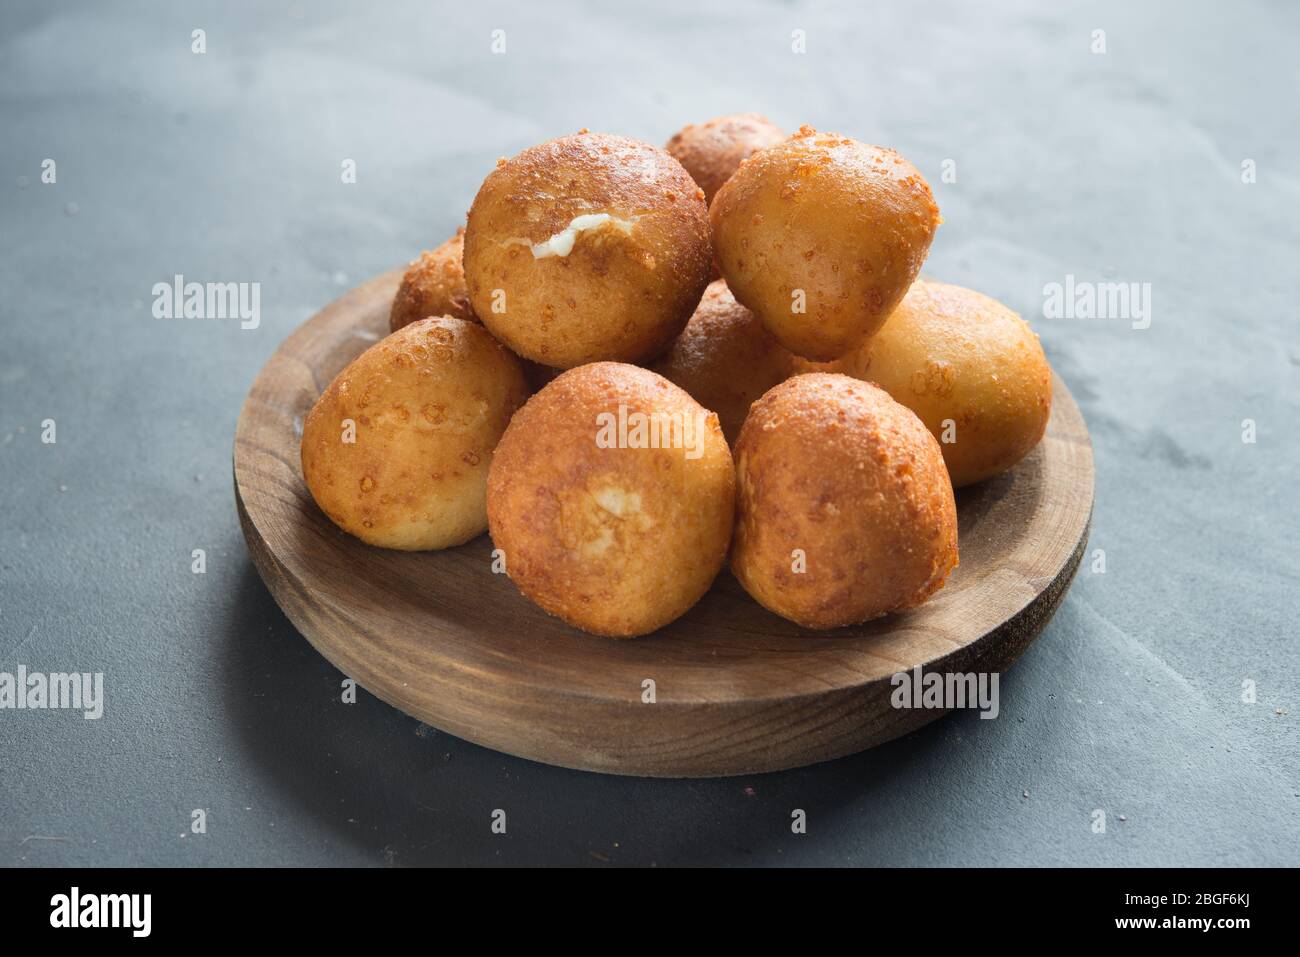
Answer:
[464,132,712,368]
[301,317,529,550]
[841,281,1052,487]
[710,126,941,361]
[664,113,786,206]
[390,230,476,332]
[487,362,735,637]
[731,373,958,629]
[651,279,797,443]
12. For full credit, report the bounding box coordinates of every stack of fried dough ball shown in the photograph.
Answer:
[301,115,1054,636]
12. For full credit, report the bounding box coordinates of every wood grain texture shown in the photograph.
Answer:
[233,268,1095,777]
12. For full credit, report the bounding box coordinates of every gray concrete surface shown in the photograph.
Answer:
[1,0,1296,866]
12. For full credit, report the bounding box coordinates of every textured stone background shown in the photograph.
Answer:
[1,0,1296,866]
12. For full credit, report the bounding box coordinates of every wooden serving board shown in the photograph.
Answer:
[233,268,1094,777]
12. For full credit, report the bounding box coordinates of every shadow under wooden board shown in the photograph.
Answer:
[233,267,1095,778]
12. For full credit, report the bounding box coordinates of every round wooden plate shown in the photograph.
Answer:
[233,268,1094,778]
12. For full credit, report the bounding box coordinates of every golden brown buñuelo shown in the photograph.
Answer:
[710,126,940,362]
[389,229,476,332]
[839,281,1052,487]
[730,373,959,629]
[301,316,528,550]
[464,131,712,369]
[665,113,786,206]
[651,279,798,443]
[487,362,735,637]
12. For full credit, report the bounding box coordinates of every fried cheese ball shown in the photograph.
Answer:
[840,281,1053,487]
[664,113,786,206]
[710,127,941,361]
[389,229,476,332]
[487,363,734,637]
[731,374,958,629]
[301,317,529,550]
[463,132,712,369]
[651,279,797,443]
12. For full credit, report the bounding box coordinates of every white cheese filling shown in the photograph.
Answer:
[529,213,635,259]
